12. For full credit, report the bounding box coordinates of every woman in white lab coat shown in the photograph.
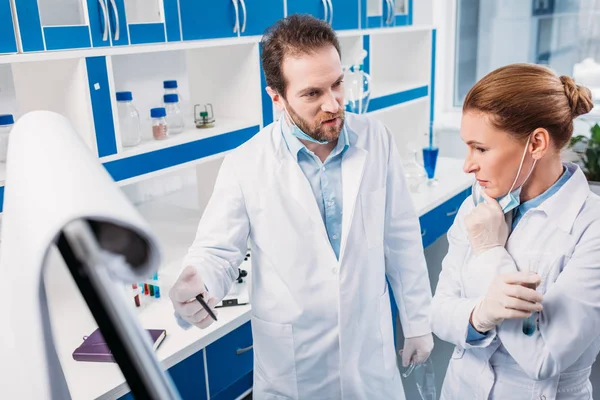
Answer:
[431,63,600,400]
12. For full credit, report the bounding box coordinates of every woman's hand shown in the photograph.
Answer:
[465,190,509,255]
[471,271,543,333]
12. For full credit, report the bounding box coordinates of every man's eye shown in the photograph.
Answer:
[476,147,487,153]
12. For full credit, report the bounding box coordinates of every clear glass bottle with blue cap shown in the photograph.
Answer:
[163,94,184,135]
[163,80,179,97]
[0,114,14,163]
[151,107,169,140]
[116,91,141,147]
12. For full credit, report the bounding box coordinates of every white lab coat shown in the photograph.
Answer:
[182,113,432,399]
[431,162,600,400]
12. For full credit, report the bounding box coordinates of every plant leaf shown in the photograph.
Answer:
[592,124,600,145]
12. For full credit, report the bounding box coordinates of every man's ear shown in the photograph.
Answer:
[266,86,285,112]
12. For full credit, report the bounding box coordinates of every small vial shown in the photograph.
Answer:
[150,108,169,140]
[163,94,184,135]
[0,114,14,163]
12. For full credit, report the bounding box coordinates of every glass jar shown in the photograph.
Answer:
[150,108,169,140]
[0,114,14,163]
[116,91,141,147]
[163,94,184,134]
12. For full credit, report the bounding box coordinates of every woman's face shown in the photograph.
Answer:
[461,111,535,199]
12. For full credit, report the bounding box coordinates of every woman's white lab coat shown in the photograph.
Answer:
[431,162,600,400]
[182,113,433,399]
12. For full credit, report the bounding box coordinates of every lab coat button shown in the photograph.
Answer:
[540,396,546,400]
[332,267,338,275]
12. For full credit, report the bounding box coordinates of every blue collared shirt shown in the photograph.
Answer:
[467,165,573,342]
[280,118,350,259]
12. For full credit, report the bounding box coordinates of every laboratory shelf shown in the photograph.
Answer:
[368,82,429,112]
[102,119,260,186]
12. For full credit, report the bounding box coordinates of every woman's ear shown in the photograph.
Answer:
[530,128,550,160]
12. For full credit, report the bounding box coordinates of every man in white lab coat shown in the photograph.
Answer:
[169,15,433,399]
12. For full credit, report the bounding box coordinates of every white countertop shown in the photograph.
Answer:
[46,156,471,400]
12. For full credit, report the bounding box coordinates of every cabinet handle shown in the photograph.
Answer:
[239,0,247,33]
[321,0,328,24]
[108,0,120,41]
[232,0,240,33]
[446,208,459,217]
[98,0,109,42]
[326,0,333,25]
[384,0,391,25]
[236,345,253,355]
[421,229,427,237]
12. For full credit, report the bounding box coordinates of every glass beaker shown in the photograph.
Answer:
[116,91,141,147]
[403,149,427,193]
[421,128,439,186]
[344,64,371,114]
[398,350,437,400]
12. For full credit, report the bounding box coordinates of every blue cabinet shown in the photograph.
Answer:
[206,322,253,398]
[14,0,100,51]
[180,0,239,40]
[419,188,471,249]
[239,0,284,37]
[108,0,181,46]
[383,0,413,27]
[13,0,180,52]
[286,0,328,23]
[0,0,17,54]
[286,0,358,30]
[330,0,359,30]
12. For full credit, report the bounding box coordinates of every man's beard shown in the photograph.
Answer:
[286,102,345,143]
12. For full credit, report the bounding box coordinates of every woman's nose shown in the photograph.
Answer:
[463,156,478,174]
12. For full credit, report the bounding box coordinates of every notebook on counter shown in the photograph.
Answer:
[72,328,166,363]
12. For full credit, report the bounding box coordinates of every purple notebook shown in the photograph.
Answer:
[72,328,166,363]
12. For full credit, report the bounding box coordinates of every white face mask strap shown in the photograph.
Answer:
[508,134,532,193]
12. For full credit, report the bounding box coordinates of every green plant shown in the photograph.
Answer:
[570,123,600,182]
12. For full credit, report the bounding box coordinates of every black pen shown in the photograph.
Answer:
[196,293,218,322]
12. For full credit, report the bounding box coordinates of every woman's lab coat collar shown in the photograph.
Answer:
[531,163,590,233]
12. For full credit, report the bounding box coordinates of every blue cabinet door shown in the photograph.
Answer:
[13,0,100,51]
[239,0,284,37]
[330,0,359,30]
[206,322,254,398]
[0,0,17,54]
[383,0,412,27]
[109,0,181,46]
[286,0,328,23]
[361,0,383,28]
[167,350,209,400]
[180,0,239,40]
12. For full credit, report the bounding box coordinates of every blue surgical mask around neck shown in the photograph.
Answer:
[283,106,329,145]
[472,134,537,214]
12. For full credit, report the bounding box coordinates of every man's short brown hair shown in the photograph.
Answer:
[260,15,341,99]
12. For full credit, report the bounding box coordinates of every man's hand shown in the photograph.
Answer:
[401,333,434,367]
[169,266,219,329]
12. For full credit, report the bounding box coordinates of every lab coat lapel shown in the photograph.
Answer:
[273,122,331,244]
[339,145,368,263]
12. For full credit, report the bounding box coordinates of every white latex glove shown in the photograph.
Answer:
[400,333,434,367]
[169,266,219,329]
[465,190,509,255]
[471,271,543,333]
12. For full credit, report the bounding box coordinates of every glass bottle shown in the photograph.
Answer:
[150,108,169,140]
[116,91,141,147]
[163,94,184,134]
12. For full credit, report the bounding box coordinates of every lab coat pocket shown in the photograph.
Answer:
[251,315,297,386]
[362,187,387,249]
[379,285,396,377]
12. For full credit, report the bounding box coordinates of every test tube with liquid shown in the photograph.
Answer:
[522,259,540,336]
